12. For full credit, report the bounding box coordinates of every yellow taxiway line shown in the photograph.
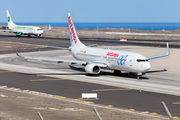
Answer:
[30,78,66,81]
[172,102,180,104]
[92,88,132,91]
[0,70,14,73]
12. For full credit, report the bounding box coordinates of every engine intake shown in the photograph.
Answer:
[85,63,101,74]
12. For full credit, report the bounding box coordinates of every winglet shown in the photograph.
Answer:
[13,45,20,57]
[49,24,51,30]
[43,24,51,31]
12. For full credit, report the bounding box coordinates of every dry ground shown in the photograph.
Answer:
[0,86,170,120]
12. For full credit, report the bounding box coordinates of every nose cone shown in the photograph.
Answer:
[39,30,43,34]
[144,62,151,71]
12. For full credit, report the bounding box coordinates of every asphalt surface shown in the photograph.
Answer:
[0,35,180,118]
[0,69,179,117]
[0,35,180,52]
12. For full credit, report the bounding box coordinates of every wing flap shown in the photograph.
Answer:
[24,56,87,64]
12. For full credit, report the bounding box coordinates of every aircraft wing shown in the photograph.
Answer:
[13,45,108,67]
[146,43,170,60]
[43,24,51,31]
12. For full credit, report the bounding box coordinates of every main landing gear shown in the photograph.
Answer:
[114,70,121,76]
[113,71,145,80]
[35,34,41,38]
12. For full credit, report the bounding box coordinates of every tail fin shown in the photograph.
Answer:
[68,13,85,47]
[6,10,16,29]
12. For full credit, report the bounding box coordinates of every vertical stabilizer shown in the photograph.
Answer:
[6,10,16,29]
[68,13,85,47]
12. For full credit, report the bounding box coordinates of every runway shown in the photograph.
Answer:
[0,35,180,52]
[0,35,180,118]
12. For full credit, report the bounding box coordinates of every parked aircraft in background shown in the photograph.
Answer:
[1,10,51,37]
[14,13,170,79]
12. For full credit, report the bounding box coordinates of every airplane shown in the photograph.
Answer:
[1,10,51,37]
[13,13,170,79]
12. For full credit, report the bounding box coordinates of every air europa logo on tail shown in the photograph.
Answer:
[68,16,77,44]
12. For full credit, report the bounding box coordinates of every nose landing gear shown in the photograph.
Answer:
[137,76,142,80]
[137,72,142,79]
[137,72,146,79]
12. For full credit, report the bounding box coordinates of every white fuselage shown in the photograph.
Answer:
[70,46,151,73]
[10,25,43,35]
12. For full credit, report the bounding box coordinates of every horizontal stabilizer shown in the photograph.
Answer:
[87,44,97,47]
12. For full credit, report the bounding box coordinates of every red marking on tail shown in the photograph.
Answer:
[68,16,77,44]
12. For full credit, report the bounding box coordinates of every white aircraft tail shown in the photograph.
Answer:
[6,10,16,29]
[68,13,85,47]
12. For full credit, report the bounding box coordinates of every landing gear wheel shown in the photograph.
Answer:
[27,35,31,37]
[36,34,41,38]
[137,72,143,80]
[137,76,142,80]
[114,70,121,76]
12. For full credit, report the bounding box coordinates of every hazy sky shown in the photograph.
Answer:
[0,0,180,22]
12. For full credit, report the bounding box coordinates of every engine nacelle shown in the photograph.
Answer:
[84,63,101,74]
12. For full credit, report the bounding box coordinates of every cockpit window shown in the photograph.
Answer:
[137,59,148,62]
[37,29,42,30]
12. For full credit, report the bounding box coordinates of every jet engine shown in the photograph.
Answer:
[84,63,101,74]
